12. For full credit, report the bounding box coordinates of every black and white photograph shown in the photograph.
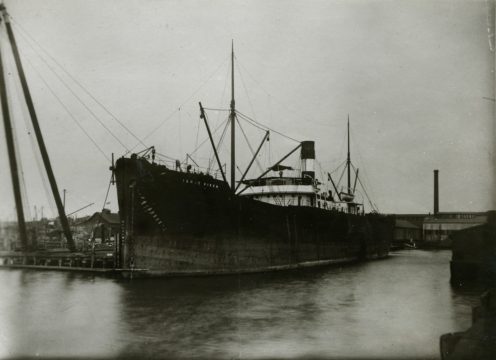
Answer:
[0,0,494,359]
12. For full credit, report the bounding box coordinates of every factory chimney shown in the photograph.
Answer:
[434,169,439,215]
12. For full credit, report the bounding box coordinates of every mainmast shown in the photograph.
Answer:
[347,115,351,194]
[0,5,76,251]
[230,41,236,191]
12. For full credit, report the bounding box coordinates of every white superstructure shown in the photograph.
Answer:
[238,141,363,215]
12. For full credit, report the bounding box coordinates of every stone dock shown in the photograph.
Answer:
[440,288,496,360]
[0,250,145,277]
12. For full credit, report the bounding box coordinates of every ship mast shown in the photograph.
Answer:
[347,115,351,194]
[230,41,236,191]
[0,5,76,251]
[0,11,28,250]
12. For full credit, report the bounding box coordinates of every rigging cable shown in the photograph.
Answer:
[10,18,147,151]
[193,110,201,151]
[316,160,329,193]
[138,55,230,145]
[195,61,229,169]
[236,115,264,173]
[207,115,230,173]
[214,62,230,128]
[236,110,300,143]
[154,151,178,162]
[188,117,228,158]
[235,57,309,130]
[8,113,32,219]
[64,189,94,215]
[235,56,257,119]
[235,57,290,110]
[336,162,347,190]
[351,163,378,212]
[203,108,230,112]
[201,64,230,171]
[4,55,32,219]
[329,159,347,174]
[235,111,267,132]
[349,125,379,210]
[357,176,378,212]
[335,123,348,165]
[125,55,230,156]
[11,23,130,151]
[6,51,57,219]
[22,56,111,162]
[101,174,113,211]
[11,16,231,157]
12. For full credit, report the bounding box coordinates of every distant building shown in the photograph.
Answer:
[393,211,488,248]
[423,212,487,248]
[0,221,17,250]
[0,211,120,252]
[0,220,54,250]
[73,209,120,251]
[394,219,421,247]
[395,214,427,229]
[418,170,489,248]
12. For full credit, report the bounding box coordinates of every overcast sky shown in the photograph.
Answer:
[0,0,494,219]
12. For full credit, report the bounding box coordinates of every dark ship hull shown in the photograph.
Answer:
[115,157,393,276]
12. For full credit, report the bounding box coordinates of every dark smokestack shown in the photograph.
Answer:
[434,169,439,215]
[301,141,315,180]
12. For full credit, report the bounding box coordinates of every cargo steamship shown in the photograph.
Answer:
[114,46,393,275]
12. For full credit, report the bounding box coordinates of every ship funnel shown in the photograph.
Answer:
[434,169,439,215]
[301,141,315,180]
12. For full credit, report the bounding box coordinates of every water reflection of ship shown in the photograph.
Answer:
[114,45,394,275]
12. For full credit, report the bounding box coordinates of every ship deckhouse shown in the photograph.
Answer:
[238,141,363,215]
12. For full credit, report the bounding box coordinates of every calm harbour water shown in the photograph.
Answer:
[0,250,481,359]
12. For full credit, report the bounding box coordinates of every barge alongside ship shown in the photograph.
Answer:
[113,47,394,276]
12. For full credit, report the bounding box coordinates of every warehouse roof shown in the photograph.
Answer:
[395,219,419,229]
